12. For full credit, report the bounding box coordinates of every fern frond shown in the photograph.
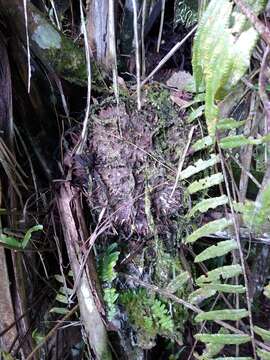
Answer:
[195,333,251,345]
[166,271,190,293]
[188,195,228,217]
[187,173,224,194]
[257,349,270,359]
[185,218,232,244]
[100,243,120,283]
[180,154,220,180]
[200,283,246,294]
[195,309,248,322]
[196,264,243,284]
[254,326,270,342]
[188,287,216,305]
[194,240,238,262]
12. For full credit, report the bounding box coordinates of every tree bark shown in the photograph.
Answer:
[57,183,112,360]
[0,0,103,86]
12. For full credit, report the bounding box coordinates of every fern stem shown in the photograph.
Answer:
[218,145,257,359]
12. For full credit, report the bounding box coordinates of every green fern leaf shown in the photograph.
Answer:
[200,283,246,294]
[191,135,214,152]
[188,195,228,217]
[196,264,243,284]
[188,287,216,305]
[166,271,190,293]
[104,288,119,320]
[187,173,224,194]
[100,243,120,283]
[180,154,220,180]
[194,240,238,262]
[195,333,250,345]
[187,105,205,123]
[49,307,69,314]
[185,218,232,244]
[264,283,270,299]
[254,326,270,342]
[55,293,68,304]
[257,349,270,360]
[195,309,248,322]
[220,134,263,149]
[196,328,229,359]
[217,118,246,130]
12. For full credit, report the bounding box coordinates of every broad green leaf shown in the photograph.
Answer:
[194,239,238,262]
[22,224,43,248]
[59,287,73,295]
[264,283,270,299]
[198,328,229,359]
[0,351,16,360]
[180,154,220,180]
[219,134,262,149]
[217,118,245,130]
[224,27,258,92]
[56,293,68,304]
[54,274,65,283]
[254,325,270,341]
[257,349,270,360]
[0,225,43,250]
[0,234,23,250]
[187,173,224,194]
[192,0,261,139]
[193,0,232,92]
[185,218,232,244]
[188,195,228,217]
[187,105,205,123]
[166,272,190,293]
[188,287,216,305]
[195,309,248,322]
[236,183,270,232]
[49,307,69,314]
[247,183,270,232]
[200,283,246,294]
[195,333,250,345]
[191,135,214,152]
[196,264,243,284]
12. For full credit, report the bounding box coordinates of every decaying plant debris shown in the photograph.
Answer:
[1,1,270,360]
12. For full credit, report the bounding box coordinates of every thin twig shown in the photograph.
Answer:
[25,304,79,360]
[49,0,61,30]
[157,0,165,53]
[23,0,31,93]
[77,0,91,154]
[141,26,197,87]
[109,0,119,106]
[141,0,147,78]
[170,126,195,198]
[131,0,141,110]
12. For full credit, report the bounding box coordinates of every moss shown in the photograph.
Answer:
[120,289,174,349]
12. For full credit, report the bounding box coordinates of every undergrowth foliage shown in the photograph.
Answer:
[98,243,120,320]
[181,0,270,358]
